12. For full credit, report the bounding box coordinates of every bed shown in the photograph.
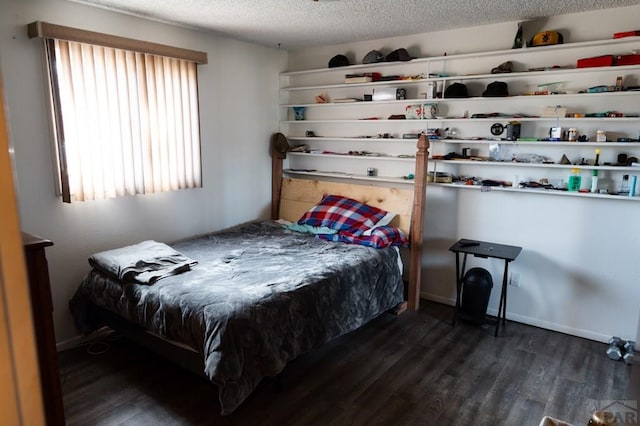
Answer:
[69,133,429,415]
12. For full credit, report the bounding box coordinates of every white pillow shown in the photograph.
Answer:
[362,211,396,236]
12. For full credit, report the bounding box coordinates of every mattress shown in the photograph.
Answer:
[70,220,404,414]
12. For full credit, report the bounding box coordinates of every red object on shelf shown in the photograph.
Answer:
[577,55,615,68]
[615,54,640,66]
[613,30,640,39]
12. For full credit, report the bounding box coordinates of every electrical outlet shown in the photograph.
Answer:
[509,272,521,287]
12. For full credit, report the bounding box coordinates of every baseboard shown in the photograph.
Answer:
[57,336,85,352]
[58,296,627,352]
[420,292,455,307]
[420,291,617,345]
[56,327,111,352]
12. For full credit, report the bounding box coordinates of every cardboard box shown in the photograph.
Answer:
[577,55,614,68]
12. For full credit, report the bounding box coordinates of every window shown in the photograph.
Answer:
[29,22,207,202]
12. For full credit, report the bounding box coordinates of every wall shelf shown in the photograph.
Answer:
[283,117,640,124]
[281,65,640,92]
[287,136,420,143]
[284,169,414,185]
[280,35,640,199]
[432,159,640,171]
[281,90,640,108]
[289,152,415,162]
[430,182,640,201]
[281,36,640,76]
[427,139,640,147]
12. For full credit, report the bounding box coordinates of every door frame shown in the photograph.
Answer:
[0,67,46,425]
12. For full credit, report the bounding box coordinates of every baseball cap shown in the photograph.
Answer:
[482,81,509,97]
[529,31,564,47]
[328,54,350,68]
[491,61,513,74]
[385,48,415,62]
[362,49,384,64]
[444,82,469,98]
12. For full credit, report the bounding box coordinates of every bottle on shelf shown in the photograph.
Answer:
[618,174,630,195]
[591,170,599,193]
[568,168,582,192]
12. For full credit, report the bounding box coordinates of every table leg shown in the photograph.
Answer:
[453,253,467,326]
[495,260,510,337]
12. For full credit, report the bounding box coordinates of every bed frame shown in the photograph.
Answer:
[270,132,429,311]
[87,132,429,408]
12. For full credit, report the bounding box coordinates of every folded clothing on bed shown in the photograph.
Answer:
[88,240,198,284]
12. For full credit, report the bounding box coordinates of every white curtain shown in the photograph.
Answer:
[51,39,202,202]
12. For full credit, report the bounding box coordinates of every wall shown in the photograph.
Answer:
[1,0,286,344]
[288,5,640,344]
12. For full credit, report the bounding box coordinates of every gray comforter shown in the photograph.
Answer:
[70,220,404,415]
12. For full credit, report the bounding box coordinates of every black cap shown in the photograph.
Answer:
[385,48,414,62]
[491,61,513,74]
[444,82,469,98]
[362,49,384,64]
[328,54,350,68]
[482,81,509,97]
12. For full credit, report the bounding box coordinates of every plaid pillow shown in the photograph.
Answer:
[297,194,391,236]
[319,226,409,248]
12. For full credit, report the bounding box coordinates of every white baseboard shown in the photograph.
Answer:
[57,297,625,352]
[421,293,456,307]
[56,336,85,352]
[56,327,111,352]
[420,291,615,345]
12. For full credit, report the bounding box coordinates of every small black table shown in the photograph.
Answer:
[449,238,522,337]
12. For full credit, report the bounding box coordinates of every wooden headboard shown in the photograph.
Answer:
[278,178,413,235]
[270,132,429,311]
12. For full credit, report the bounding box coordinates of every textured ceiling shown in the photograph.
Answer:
[71,0,640,49]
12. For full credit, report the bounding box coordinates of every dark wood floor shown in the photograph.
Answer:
[58,301,639,426]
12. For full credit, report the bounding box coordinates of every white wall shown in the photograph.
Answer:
[1,0,286,343]
[288,5,640,344]
[3,0,638,347]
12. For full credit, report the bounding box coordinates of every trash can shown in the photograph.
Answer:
[460,267,493,324]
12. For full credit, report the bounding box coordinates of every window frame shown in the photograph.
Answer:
[29,21,208,203]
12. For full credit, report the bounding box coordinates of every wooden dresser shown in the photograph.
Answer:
[22,232,65,425]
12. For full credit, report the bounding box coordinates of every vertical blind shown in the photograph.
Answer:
[47,38,202,202]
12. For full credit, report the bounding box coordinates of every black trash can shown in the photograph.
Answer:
[460,267,493,324]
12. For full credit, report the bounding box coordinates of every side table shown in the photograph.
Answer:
[449,238,522,337]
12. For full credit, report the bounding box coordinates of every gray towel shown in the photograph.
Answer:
[88,240,197,284]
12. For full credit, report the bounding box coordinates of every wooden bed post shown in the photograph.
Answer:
[270,132,289,220]
[408,134,429,311]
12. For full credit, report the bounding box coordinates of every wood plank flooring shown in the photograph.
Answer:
[58,301,639,425]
